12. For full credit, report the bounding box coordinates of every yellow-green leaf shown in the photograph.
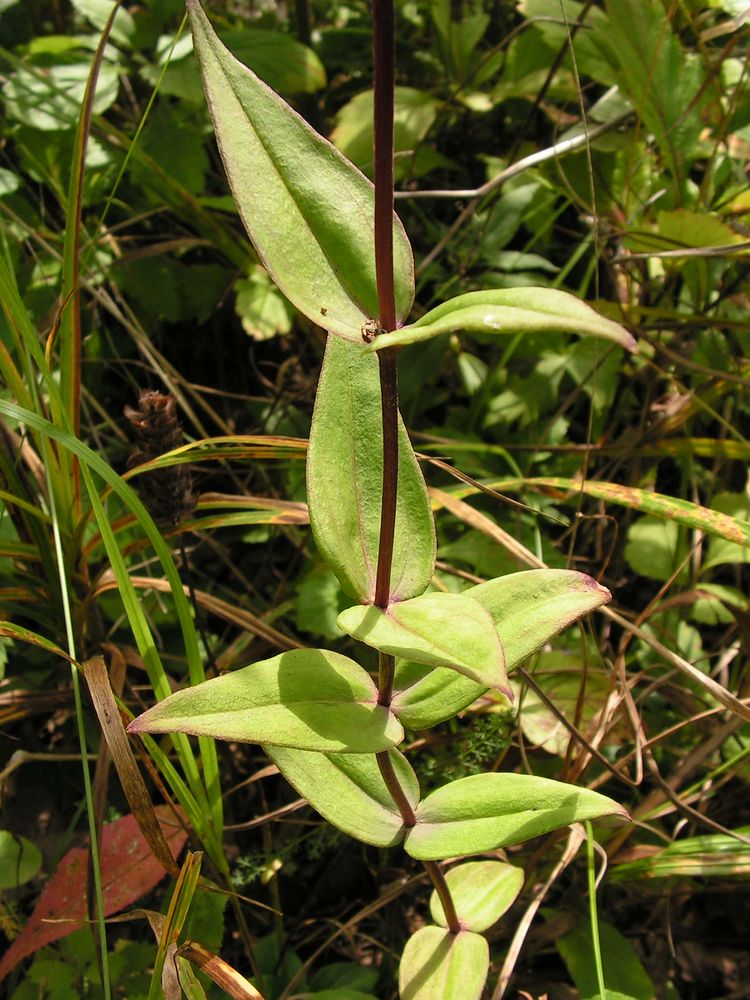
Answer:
[188,0,413,339]
[128,650,403,754]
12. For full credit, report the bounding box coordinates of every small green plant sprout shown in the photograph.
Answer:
[128,1,635,995]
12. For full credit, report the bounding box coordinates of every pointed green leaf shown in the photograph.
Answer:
[266,747,419,847]
[188,0,414,338]
[399,926,488,1000]
[128,650,403,754]
[308,336,435,602]
[367,288,636,353]
[429,861,523,933]
[404,773,627,860]
[392,570,611,729]
[556,915,656,1000]
[337,592,508,692]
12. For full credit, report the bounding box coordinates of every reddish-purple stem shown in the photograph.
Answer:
[372,0,399,612]
[372,0,396,335]
[370,0,461,938]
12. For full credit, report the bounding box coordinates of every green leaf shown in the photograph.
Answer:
[0,830,42,889]
[331,86,439,179]
[187,0,414,339]
[404,773,627,860]
[234,266,294,341]
[221,26,326,95]
[71,0,136,44]
[702,492,750,571]
[596,0,705,187]
[514,654,611,756]
[555,916,656,1000]
[337,592,508,693]
[129,103,210,195]
[368,289,637,354]
[392,570,611,729]
[310,989,377,1000]
[265,746,419,847]
[624,515,687,582]
[308,335,435,602]
[399,926,488,1000]
[429,861,523,932]
[310,962,379,994]
[3,59,120,130]
[128,649,403,754]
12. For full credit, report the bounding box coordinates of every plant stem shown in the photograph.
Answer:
[423,861,462,935]
[376,750,416,827]
[377,649,395,707]
[586,820,607,998]
[372,0,399,612]
[372,0,396,335]
[293,0,312,46]
[370,0,462,941]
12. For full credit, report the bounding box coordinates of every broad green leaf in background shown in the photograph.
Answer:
[404,773,627,860]
[307,336,435,603]
[331,86,440,179]
[337,591,508,693]
[71,0,136,45]
[429,861,524,932]
[368,288,637,353]
[431,0,490,84]
[624,515,687,582]
[392,570,611,729]
[3,60,120,130]
[518,0,615,86]
[656,208,749,250]
[399,926,488,1000]
[187,0,414,339]
[0,830,42,889]
[234,266,294,341]
[555,915,656,1000]
[307,991,378,1000]
[310,963,379,995]
[594,0,706,191]
[265,747,419,847]
[514,655,613,756]
[221,27,326,95]
[701,492,750,571]
[128,650,403,753]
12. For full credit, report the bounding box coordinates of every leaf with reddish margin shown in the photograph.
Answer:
[0,805,186,981]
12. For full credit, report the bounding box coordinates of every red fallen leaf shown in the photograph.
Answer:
[0,804,187,981]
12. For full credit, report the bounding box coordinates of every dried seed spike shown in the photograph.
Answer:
[125,390,196,526]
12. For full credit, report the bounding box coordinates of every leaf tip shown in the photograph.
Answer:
[126,714,148,735]
[623,329,639,354]
[581,575,612,603]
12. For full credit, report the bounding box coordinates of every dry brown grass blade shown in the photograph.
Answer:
[433,489,750,723]
[93,572,301,651]
[603,606,750,723]
[516,666,638,789]
[430,487,546,569]
[178,941,265,999]
[491,826,585,1000]
[82,655,181,877]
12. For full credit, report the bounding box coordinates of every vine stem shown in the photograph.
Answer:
[371,0,461,939]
